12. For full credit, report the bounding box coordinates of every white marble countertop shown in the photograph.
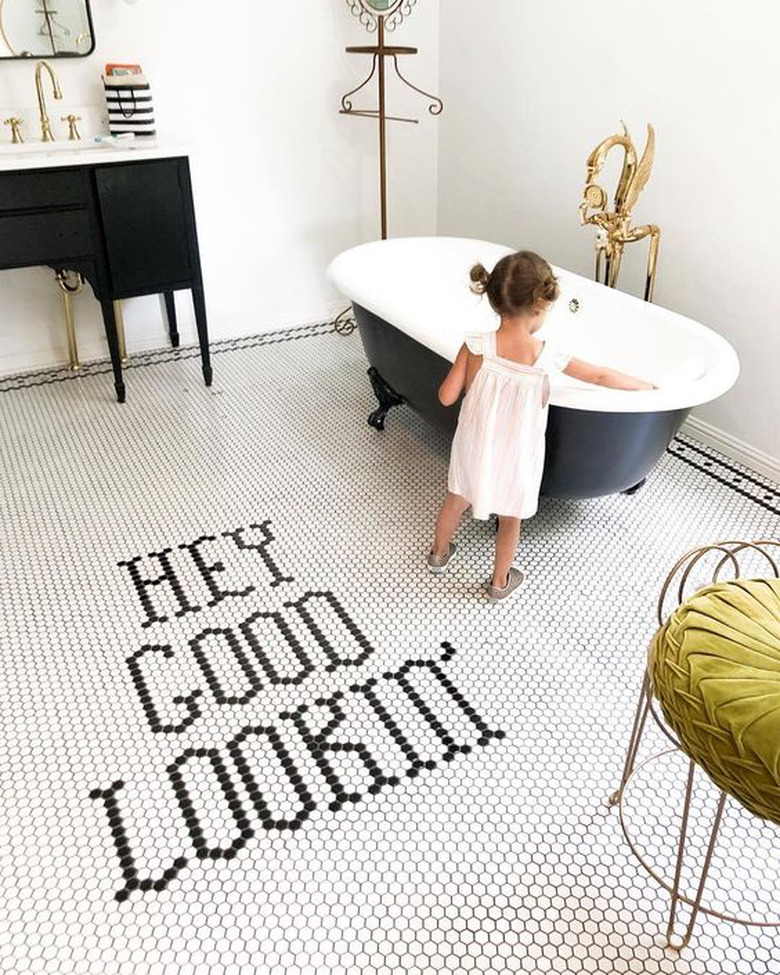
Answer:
[0,140,187,172]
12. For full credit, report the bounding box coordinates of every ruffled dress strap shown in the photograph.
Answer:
[465,332,484,356]
[465,331,496,358]
[536,342,572,372]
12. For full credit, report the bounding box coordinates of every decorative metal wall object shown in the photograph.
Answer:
[579,122,661,302]
[334,0,441,335]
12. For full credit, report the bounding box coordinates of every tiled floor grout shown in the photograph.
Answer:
[1,325,778,975]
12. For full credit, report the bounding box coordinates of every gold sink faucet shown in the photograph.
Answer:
[35,61,63,142]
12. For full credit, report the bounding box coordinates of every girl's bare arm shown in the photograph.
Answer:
[564,358,655,391]
[439,344,471,405]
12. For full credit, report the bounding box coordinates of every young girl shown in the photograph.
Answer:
[428,250,654,602]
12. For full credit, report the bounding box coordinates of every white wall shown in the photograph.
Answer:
[4,1,777,467]
[437,0,780,462]
[0,0,440,374]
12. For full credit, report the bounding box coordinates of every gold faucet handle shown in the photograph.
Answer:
[61,114,82,142]
[4,117,24,144]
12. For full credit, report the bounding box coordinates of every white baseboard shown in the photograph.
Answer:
[680,416,780,484]
[0,304,347,379]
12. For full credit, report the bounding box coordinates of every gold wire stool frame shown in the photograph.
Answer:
[609,540,780,950]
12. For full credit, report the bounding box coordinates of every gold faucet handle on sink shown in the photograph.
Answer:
[61,115,82,142]
[3,117,24,144]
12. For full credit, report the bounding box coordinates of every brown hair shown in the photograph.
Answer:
[469,250,559,316]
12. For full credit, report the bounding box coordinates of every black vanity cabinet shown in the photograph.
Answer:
[0,153,211,402]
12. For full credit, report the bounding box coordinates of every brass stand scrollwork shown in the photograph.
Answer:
[333,306,357,337]
[579,122,661,302]
[610,540,780,951]
[345,0,418,34]
[334,0,442,336]
[340,21,443,241]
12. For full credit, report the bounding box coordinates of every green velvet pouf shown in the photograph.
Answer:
[649,578,780,824]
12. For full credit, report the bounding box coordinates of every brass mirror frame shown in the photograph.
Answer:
[346,0,417,32]
[358,0,404,16]
[0,0,96,59]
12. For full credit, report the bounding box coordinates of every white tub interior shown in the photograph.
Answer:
[327,237,740,413]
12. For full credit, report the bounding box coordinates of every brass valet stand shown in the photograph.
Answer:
[333,17,443,336]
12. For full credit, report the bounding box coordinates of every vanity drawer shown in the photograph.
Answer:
[0,168,88,212]
[0,210,92,266]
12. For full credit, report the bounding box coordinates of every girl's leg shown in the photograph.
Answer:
[432,493,470,556]
[493,517,522,588]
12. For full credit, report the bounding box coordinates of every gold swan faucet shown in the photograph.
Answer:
[579,121,661,302]
[35,60,63,142]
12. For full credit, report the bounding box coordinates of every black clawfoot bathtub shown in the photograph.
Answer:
[354,303,686,497]
[328,238,739,500]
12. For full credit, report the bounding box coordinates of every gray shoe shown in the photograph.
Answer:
[485,567,526,602]
[427,542,458,574]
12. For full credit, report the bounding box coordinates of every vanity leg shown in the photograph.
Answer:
[191,285,213,387]
[163,291,180,348]
[100,298,126,403]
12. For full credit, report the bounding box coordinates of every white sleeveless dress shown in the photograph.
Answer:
[448,331,571,520]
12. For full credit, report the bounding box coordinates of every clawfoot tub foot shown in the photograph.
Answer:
[622,478,647,496]
[367,367,405,430]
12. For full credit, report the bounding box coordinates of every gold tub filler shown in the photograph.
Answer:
[580,121,661,302]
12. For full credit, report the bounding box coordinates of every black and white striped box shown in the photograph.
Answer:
[103,74,157,139]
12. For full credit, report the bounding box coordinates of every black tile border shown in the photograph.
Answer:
[668,435,780,517]
[1,323,778,518]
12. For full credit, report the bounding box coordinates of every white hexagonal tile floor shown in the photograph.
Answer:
[1,323,779,975]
